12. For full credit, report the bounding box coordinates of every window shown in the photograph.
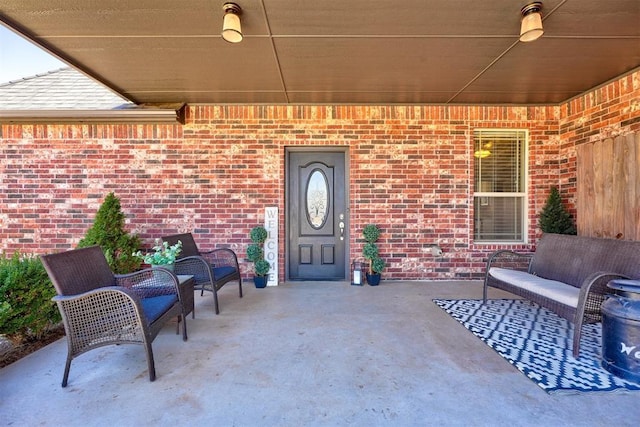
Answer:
[473,130,527,243]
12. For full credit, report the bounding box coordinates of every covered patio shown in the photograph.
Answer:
[1,2,639,424]
[1,281,637,426]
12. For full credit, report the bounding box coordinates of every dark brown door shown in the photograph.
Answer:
[288,150,347,280]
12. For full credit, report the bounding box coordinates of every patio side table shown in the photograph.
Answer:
[177,274,195,318]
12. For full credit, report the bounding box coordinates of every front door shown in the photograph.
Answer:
[287,150,348,280]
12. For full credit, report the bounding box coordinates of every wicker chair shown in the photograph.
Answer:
[41,246,188,387]
[162,233,242,315]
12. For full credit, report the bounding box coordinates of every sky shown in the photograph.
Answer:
[0,24,66,84]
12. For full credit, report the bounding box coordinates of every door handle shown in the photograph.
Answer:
[339,221,345,240]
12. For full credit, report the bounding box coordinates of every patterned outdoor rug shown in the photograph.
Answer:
[433,299,640,394]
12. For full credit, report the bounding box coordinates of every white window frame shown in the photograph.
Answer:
[473,129,529,244]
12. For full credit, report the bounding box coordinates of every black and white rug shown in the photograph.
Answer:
[433,299,640,394]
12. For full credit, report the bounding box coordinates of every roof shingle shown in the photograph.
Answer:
[0,68,132,110]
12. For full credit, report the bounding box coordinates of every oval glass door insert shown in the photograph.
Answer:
[306,169,329,229]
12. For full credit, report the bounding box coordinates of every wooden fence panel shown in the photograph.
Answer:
[576,142,592,236]
[623,133,638,240]
[612,136,626,238]
[576,131,640,241]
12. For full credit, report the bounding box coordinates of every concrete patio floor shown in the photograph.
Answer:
[1,280,637,426]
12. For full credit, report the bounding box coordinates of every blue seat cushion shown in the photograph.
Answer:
[141,294,178,324]
[212,266,237,280]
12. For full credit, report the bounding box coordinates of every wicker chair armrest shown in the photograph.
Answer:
[176,250,242,314]
[52,285,139,303]
[576,271,631,322]
[52,287,147,345]
[114,268,180,299]
[174,255,214,284]
[486,250,533,272]
[199,248,240,270]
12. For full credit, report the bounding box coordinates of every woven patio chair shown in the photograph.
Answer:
[162,233,242,314]
[41,245,188,387]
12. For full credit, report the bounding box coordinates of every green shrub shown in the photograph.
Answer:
[78,192,142,273]
[0,253,60,339]
[539,186,577,235]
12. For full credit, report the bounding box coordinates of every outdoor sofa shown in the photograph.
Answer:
[483,233,640,357]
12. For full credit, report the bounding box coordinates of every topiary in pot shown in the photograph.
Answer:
[78,192,142,273]
[247,225,270,288]
[362,224,385,285]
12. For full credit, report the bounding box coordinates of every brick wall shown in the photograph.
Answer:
[1,71,638,281]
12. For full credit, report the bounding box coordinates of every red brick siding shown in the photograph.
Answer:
[1,72,638,281]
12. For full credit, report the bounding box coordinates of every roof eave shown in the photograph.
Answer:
[0,104,186,124]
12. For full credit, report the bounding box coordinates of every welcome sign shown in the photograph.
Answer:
[264,207,278,286]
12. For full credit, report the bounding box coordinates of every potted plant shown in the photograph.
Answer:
[246,225,270,288]
[362,224,385,286]
[133,238,182,271]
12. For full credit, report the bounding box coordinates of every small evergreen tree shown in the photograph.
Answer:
[538,187,577,235]
[78,192,142,273]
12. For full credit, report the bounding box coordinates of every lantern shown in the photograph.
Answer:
[352,259,364,286]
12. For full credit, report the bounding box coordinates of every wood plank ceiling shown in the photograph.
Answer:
[1,0,639,105]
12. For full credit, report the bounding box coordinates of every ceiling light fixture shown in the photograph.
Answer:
[519,2,544,42]
[222,2,243,43]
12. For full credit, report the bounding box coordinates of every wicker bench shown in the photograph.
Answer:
[483,233,640,358]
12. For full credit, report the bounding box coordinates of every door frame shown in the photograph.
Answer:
[285,146,351,281]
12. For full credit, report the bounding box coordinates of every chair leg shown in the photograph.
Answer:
[145,342,156,382]
[238,277,243,298]
[175,313,188,341]
[572,317,584,358]
[61,355,72,387]
[181,314,188,341]
[213,288,220,315]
